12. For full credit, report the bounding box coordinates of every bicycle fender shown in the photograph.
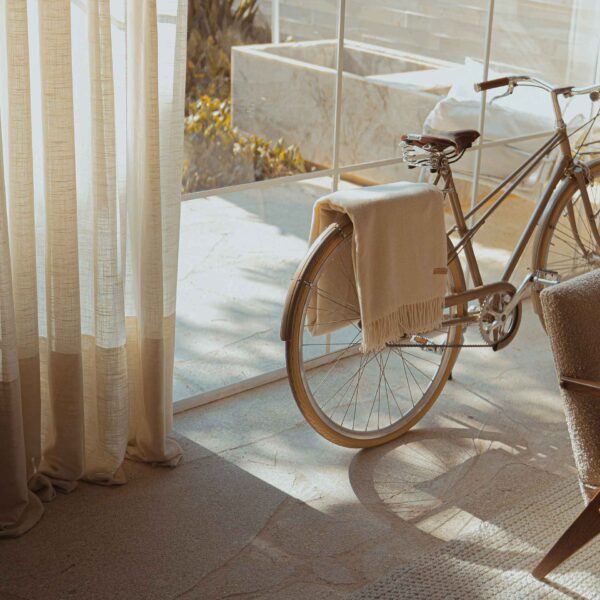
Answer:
[280,219,352,342]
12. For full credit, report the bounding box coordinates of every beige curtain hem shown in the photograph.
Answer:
[0,490,43,539]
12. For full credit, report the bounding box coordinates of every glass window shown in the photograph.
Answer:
[183,0,336,194]
[339,0,486,181]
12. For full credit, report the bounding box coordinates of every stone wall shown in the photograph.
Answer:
[257,0,597,86]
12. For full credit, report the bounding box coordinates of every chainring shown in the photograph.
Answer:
[478,291,521,348]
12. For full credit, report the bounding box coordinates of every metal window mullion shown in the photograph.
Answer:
[331,0,346,193]
[470,0,496,216]
[271,0,280,44]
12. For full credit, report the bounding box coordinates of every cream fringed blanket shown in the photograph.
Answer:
[308,182,448,352]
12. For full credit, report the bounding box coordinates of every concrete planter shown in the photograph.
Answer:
[231,39,457,181]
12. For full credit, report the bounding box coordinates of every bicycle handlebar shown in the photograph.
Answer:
[474,75,600,102]
[572,85,600,102]
[473,75,532,93]
[473,77,511,92]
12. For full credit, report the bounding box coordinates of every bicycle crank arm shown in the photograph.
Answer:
[499,269,560,316]
[502,273,537,315]
[444,281,516,309]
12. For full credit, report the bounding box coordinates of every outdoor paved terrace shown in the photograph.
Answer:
[174,176,535,404]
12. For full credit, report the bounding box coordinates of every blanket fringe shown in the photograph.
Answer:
[361,297,444,353]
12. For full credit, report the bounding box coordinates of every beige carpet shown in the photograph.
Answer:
[350,478,600,599]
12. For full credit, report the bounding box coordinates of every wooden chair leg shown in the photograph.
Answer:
[532,490,600,580]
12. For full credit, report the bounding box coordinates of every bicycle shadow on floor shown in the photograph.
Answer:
[346,424,596,599]
[348,424,567,532]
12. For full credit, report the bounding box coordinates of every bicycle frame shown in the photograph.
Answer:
[439,122,598,311]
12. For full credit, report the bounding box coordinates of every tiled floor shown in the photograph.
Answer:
[0,193,574,600]
[171,301,576,598]
[0,300,579,600]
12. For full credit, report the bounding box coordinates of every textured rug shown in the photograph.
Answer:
[350,478,600,599]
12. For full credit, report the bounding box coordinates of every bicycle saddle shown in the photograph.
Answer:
[401,129,480,153]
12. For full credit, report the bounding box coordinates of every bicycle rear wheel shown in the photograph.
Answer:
[284,221,466,448]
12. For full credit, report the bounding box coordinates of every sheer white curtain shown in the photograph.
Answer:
[0,0,187,537]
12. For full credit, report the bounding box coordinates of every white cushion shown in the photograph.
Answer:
[424,59,587,183]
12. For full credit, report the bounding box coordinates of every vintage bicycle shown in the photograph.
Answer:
[280,75,600,448]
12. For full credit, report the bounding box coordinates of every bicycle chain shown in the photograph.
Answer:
[390,342,492,349]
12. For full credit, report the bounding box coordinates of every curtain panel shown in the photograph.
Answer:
[0,0,187,537]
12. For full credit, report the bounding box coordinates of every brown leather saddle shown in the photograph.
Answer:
[400,129,480,154]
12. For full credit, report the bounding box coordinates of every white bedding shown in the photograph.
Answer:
[423,59,588,184]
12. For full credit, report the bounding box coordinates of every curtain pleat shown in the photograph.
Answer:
[2,0,45,494]
[0,116,44,536]
[83,0,128,484]
[0,0,187,538]
[124,0,185,465]
[38,0,86,487]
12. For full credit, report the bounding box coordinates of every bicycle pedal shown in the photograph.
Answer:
[532,269,560,288]
[410,335,444,354]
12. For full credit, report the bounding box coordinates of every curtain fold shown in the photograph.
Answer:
[0,0,187,537]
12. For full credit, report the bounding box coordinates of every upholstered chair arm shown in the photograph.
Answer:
[560,377,600,396]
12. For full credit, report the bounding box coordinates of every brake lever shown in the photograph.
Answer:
[489,83,515,105]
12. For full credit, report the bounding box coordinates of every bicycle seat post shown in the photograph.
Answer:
[439,157,484,288]
[551,89,567,130]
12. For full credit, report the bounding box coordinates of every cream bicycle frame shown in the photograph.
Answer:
[438,84,600,313]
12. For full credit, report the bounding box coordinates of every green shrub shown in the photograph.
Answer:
[183,95,306,192]
[186,0,270,102]
[183,0,307,192]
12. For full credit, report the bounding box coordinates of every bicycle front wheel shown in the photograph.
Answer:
[284,221,466,448]
[532,158,600,326]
